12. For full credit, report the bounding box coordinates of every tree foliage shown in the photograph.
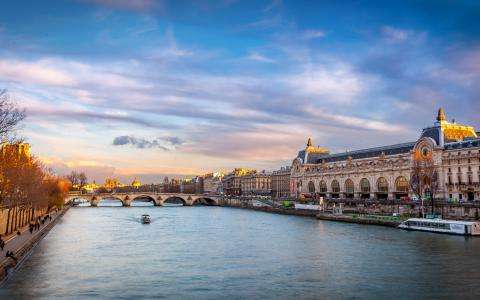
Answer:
[0,144,70,210]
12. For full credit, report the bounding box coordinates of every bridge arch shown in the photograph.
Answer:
[96,196,125,206]
[131,195,158,206]
[163,196,187,206]
[192,197,218,206]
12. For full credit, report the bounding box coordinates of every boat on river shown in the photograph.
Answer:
[398,218,480,236]
[141,214,151,224]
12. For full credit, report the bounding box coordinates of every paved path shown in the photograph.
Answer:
[0,210,61,265]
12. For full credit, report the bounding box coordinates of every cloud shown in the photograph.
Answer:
[301,29,326,40]
[83,0,157,11]
[247,52,275,63]
[112,135,183,150]
[285,63,366,104]
[380,26,413,42]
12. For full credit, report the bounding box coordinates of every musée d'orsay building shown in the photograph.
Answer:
[290,109,480,202]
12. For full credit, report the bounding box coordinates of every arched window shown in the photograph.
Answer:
[360,178,370,193]
[345,179,354,194]
[308,181,315,193]
[377,177,388,193]
[319,180,327,193]
[331,180,340,193]
[395,176,409,193]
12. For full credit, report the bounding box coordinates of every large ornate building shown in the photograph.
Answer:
[290,109,480,202]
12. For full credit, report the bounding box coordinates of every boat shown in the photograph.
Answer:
[141,214,151,224]
[398,218,480,236]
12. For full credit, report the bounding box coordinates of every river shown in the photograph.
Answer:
[1,201,480,299]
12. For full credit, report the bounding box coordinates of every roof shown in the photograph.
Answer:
[444,138,480,150]
[312,142,415,163]
[406,218,479,225]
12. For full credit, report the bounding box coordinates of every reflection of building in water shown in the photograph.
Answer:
[291,108,480,201]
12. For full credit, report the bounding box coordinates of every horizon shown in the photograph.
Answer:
[1,0,479,183]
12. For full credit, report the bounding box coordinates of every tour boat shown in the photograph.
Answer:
[398,218,480,236]
[141,214,151,224]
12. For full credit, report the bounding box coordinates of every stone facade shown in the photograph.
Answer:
[222,168,256,195]
[291,109,480,201]
[203,172,224,194]
[271,166,291,199]
[240,171,271,196]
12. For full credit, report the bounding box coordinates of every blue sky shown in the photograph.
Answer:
[0,0,479,183]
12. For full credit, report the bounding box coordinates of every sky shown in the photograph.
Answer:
[0,0,479,183]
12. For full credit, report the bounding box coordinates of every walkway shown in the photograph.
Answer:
[0,209,61,266]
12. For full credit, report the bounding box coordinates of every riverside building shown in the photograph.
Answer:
[271,166,291,199]
[240,170,271,196]
[290,109,480,202]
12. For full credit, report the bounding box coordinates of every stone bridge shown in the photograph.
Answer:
[66,192,220,207]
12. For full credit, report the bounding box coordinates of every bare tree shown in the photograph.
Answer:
[0,89,25,140]
[66,171,80,188]
[78,172,88,188]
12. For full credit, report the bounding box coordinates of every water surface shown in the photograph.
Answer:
[2,202,480,299]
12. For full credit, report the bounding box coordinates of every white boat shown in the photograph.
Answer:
[398,218,480,236]
[141,214,151,224]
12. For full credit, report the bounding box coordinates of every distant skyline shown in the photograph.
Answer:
[1,0,479,183]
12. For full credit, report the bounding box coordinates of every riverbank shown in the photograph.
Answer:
[0,205,70,282]
[219,199,403,227]
[316,213,401,227]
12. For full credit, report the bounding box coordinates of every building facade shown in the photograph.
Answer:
[222,168,256,195]
[240,171,271,196]
[203,172,224,194]
[271,166,291,199]
[290,109,480,201]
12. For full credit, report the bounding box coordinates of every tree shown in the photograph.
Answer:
[0,89,25,140]
[66,171,86,189]
[78,172,87,188]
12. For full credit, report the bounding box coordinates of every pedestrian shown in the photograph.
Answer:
[6,251,17,262]
[0,238,4,251]
[17,230,21,236]
[29,223,33,234]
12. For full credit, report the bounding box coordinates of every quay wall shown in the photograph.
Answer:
[0,206,69,282]
[219,198,480,223]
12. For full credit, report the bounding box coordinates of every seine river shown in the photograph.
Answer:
[1,201,480,299]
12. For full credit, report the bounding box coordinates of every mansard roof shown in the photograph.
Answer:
[313,142,416,163]
[444,138,480,150]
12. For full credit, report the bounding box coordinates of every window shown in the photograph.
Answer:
[345,179,354,194]
[331,180,340,193]
[377,177,388,193]
[360,178,370,193]
[395,176,409,193]
[308,181,315,193]
[319,181,327,193]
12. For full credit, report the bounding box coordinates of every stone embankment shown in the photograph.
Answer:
[316,213,401,227]
[0,206,69,282]
[219,198,403,227]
